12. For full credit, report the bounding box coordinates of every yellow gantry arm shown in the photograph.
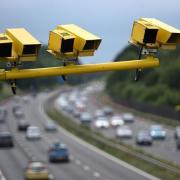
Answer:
[0,56,159,80]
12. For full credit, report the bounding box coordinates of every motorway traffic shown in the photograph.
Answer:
[56,82,180,165]
[0,89,159,180]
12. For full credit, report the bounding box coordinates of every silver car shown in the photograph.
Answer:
[80,112,92,125]
[122,113,135,123]
[116,126,133,138]
[136,131,153,146]
[110,115,124,127]
[45,121,57,132]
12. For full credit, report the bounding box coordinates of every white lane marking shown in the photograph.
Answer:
[48,174,54,180]
[39,95,160,180]
[83,165,90,171]
[75,160,81,165]
[56,125,160,180]
[0,170,6,180]
[93,172,100,178]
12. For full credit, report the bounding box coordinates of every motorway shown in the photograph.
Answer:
[0,91,159,180]
[55,83,180,165]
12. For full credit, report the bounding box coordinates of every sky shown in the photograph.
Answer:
[1,0,180,63]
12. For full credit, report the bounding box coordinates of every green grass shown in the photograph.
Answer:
[45,103,180,180]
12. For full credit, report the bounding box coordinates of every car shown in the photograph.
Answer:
[94,117,109,128]
[24,161,52,180]
[75,101,86,112]
[48,142,69,162]
[65,105,74,113]
[44,121,57,132]
[0,113,6,123]
[22,96,31,103]
[26,126,41,140]
[136,131,153,146]
[94,109,104,118]
[150,125,166,140]
[176,138,180,150]
[116,126,133,138]
[0,132,14,147]
[17,119,30,131]
[102,106,113,116]
[68,92,78,103]
[72,108,81,118]
[14,109,24,119]
[0,106,7,118]
[110,115,124,127]
[56,94,68,110]
[174,126,180,139]
[80,112,92,125]
[12,104,21,114]
[122,113,135,123]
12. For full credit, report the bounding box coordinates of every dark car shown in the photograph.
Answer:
[17,120,30,131]
[0,132,14,147]
[102,106,113,116]
[0,113,6,123]
[0,107,7,123]
[80,112,92,125]
[176,138,180,150]
[48,142,69,162]
[174,127,180,139]
[136,131,153,146]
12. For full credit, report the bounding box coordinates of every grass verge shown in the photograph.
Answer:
[45,101,180,180]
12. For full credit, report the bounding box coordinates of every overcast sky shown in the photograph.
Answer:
[1,0,180,63]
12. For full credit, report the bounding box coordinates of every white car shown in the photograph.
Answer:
[122,113,135,123]
[56,94,68,109]
[110,115,124,127]
[26,126,41,140]
[116,126,133,138]
[94,117,109,128]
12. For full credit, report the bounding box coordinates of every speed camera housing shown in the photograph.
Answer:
[0,34,13,58]
[130,18,180,49]
[57,24,101,57]
[6,28,41,61]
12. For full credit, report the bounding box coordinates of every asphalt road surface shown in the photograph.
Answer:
[0,91,159,180]
[55,84,180,165]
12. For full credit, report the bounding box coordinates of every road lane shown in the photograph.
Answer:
[1,92,160,180]
[35,92,159,180]
[57,86,180,165]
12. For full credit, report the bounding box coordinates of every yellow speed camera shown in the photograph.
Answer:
[6,28,41,61]
[58,24,101,57]
[47,29,75,58]
[0,34,13,57]
[130,18,180,49]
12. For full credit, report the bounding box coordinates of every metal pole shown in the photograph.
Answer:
[0,57,159,80]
